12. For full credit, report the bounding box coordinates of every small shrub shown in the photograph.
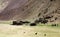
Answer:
[35,32,37,35]
[44,34,46,36]
[51,24,58,26]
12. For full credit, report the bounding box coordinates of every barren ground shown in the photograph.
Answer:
[0,24,60,37]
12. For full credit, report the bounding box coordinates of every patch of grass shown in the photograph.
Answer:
[37,23,60,29]
[0,21,12,24]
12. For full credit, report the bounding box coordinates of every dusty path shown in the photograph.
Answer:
[0,24,60,37]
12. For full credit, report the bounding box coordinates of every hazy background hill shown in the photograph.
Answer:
[0,0,60,24]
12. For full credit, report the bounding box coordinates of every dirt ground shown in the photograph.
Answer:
[0,24,60,37]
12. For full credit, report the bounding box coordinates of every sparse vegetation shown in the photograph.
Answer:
[0,0,60,37]
[0,24,60,37]
[51,24,58,26]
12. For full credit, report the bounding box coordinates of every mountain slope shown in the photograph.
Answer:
[0,0,60,23]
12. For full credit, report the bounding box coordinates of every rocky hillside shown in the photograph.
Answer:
[0,0,60,24]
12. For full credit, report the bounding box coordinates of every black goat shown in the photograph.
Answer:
[35,19,40,24]
[12,21,17,25]
[21,21,30,24]
[30,23,36,26]
[11,21,23,25]
[44,16,53,19]
[11,21,30,25]
[41,19,48,24]
[39,18,44,22]
[35,18,48,24]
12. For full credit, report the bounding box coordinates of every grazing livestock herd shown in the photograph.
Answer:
[11,12,58,26]
[12,21,30,25]
[11,17,48,26]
